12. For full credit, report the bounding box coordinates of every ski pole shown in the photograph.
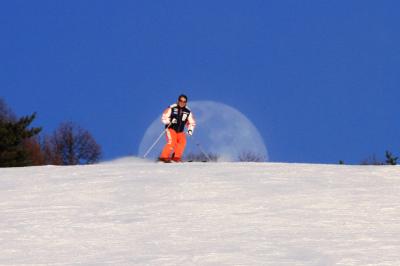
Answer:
[189,134,213,162]
[143,123,171,158]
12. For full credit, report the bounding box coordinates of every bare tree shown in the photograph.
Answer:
[238,151,266,162]
[185,152,219,162]
[40,135,62,165]
[48,122,101,165]
[360,154,384,165]
[23,136,45,166]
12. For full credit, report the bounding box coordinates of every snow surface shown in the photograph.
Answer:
[1,158,400,265]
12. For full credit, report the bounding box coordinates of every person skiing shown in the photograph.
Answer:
[159,94,196,162]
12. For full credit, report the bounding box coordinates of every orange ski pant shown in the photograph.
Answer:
[160,128,187,159]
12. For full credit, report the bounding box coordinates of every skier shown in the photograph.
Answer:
[159,94,196,162]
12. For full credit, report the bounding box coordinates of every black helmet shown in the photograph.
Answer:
[178,94,188,102]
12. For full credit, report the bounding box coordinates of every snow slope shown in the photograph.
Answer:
[1,159,400,265]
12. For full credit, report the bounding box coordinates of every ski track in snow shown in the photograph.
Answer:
[1,160,400,265]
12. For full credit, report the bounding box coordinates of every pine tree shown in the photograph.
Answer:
[385,150,398,165]
[0,113,42,167]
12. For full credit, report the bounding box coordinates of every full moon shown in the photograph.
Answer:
[138,101,268,161]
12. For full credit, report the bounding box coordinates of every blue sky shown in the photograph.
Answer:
[1,1,399,164]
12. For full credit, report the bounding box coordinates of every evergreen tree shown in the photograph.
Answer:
[0,113,42,167]
[385,150,398,165]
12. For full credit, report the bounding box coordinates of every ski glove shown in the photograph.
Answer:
[187,129,193,136]
[171,118,178,124]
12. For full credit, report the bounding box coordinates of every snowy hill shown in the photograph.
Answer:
[1,159,400,265]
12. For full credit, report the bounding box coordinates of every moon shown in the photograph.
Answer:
[138,101,268,161]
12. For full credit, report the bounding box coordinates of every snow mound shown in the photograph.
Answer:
[100,156,152,165]
[1,162,400,265]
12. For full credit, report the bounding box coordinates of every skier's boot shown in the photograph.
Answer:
[158,157,171,163]
[171,157,182,163]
